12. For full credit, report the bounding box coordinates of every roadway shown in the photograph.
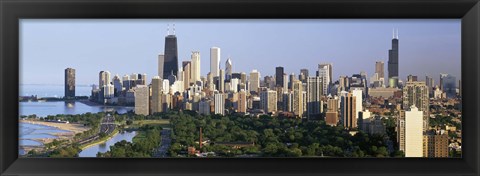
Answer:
[153,129,171,157]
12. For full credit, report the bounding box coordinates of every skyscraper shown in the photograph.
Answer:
[64,68,75,99]
[403,81,429,131]
[112,74,122,95]
[341,92,357,129]
[260,90,277,113]
[375,61,385,79]
[275,66,284,87]
[158,54,164,79]
[182,61,191,90]
[99,71,111,88]
[210,47,221,77]
[225,58,232,81]
[292,80,303,118]
[351,88,363,121]
[249,69,260,93]
[405,105,423,157]
[163,25,178,80]
[238,89,247,113]
[219,69,225,93]
[440,73,456,98]
[191,51,201,83]
[318,64,331,95]
[151,76,163,114]
[306,76,323,120]
[388,29,399,87]
[214,92,225,115]
[134,85,150,115]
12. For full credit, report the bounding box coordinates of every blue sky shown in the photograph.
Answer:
[20,19,460,86]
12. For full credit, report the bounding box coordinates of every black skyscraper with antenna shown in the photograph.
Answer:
[388,29,399,87]
[163,24,179,81]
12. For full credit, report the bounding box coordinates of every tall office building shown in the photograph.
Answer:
[99,71,111,88]
[210,47,221,77]
[122,74,130,91]
[151,76,163,114]
[299,69,309,83]
[219,69,225,93]
[440,73,457,98]
[306,76,323,119]
[134,85,149,115]
[191,51,201,83]
[341,92,357,129]
[64,68,75,98]
[112,75,122,95]
[375,61,385,79]
[318,64,331,95]
[351,89,363,121]
[162,26,178,80]
[405,106,424,157]
[225,58,232,81]
[260,90,277,113]
[238,90,247,113]
[403,81,429,131]
[388,29,399,87]
[425,76,434,97]
[249,69,260,93]
[158,54,164,79]
[292,80,303,118]
[214,92,225,115]
[288,73,296,90]
[182,61,191,90]
[275,66,284,87]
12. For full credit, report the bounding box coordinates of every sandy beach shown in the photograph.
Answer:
[21,119,90,134]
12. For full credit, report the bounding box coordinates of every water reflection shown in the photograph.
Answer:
[78,131,137,157]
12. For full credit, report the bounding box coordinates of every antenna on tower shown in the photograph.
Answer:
[167,24,170,35]
[393,28,395,39]
[173,23,176,35]
[396,29,399,39]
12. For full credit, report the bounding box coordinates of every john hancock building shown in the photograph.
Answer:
[20,21,461,158]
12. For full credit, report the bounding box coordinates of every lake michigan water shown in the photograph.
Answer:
[19,85,135,157]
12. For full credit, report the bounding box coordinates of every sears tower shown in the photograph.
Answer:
[388,29,399,87]
[162,24,179,80]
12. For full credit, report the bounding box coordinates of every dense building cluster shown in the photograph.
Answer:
[65,27,462,157]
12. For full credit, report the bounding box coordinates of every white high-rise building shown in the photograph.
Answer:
[210,47,221,77]
[318,64,331,95]
[191,51,201,82]
[351,88,363,120]
[214,92,225,115]
[225,58,232,81]
[99,71,111,88]
[162,79,170,92]
[405,105,424,157]
[230,78,239,93]
[158,54,164,79]
[249,69,260,93]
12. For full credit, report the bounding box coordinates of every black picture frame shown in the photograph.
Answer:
[1,0,479,175]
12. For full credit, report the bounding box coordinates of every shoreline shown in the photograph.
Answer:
[79,129,120,150]
[20,119,90,134]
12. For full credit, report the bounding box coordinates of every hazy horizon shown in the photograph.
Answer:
[20,19,461,86]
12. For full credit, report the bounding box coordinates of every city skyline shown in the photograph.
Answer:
[20,19,460,86]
